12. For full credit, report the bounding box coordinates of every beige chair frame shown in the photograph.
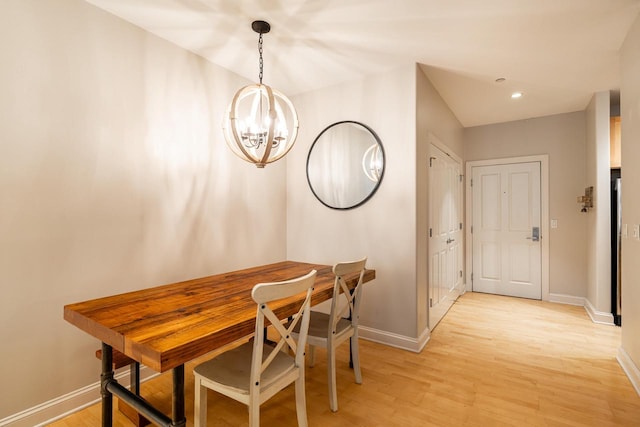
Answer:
[193,269,316,427]
[295,257,367,412]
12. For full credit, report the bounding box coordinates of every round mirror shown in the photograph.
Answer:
[306,121,385,210]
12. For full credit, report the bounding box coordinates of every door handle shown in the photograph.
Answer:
[446,238,455,244]
[526,227,540,241]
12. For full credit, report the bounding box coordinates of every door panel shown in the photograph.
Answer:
[481,173,501,230]
[508,242,531,282]
[472,162,541,299]
[509,172,532,229]
[481,242,500,280]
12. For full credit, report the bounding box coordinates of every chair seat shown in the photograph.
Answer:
[194,341,297,395]
[300,312,352,339]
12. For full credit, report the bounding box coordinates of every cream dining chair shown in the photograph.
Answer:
[193,270,317,427]
[292,257,367,412]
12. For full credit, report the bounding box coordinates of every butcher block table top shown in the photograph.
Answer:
[64,260,376,373]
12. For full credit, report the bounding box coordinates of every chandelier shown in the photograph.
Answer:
[222,20,299,168]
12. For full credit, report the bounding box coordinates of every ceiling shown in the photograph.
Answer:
[86,0,640,127]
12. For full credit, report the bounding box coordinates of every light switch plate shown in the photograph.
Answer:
[633,224,640,240]
[623,224,628,238]
[551,219,558,229]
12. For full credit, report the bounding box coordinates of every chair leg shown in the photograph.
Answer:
[295,370,308,427]
[194,378,207,427]
[351,335,362,384]
[249,395,260,427]
[327,343,338,412]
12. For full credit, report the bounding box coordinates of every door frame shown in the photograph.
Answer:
[465,155,550,301]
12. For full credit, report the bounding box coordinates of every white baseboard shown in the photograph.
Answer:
[548,293,585,306]
[584,298,615,325]
[548,293,615,326]
[0,365,158,427]
[617,346,640,397]
[359,325,430,353]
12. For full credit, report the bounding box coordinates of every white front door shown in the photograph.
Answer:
[429,144,463,329]
[471,162,542,299]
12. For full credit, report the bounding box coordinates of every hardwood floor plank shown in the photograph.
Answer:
[50,292,640,426]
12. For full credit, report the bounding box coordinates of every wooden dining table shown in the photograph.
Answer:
[64,260,375,427]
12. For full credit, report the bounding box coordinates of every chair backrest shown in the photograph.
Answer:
[250,270,317,390]
[329,257,367,333]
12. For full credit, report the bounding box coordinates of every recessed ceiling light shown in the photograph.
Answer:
[511,92,523,99]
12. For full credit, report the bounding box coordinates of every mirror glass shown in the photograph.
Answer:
[307,121,385,210]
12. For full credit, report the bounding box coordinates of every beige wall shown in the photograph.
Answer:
[286,65,418,339]
[464,112,588,298]
[416,67,464,333]
[0,0,287,419]
[585,92,612,314]
[620,12,640,384]
[285,64,464,346]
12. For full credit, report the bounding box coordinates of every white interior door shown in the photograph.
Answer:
[471,162,541,299]
[428,144,463,329]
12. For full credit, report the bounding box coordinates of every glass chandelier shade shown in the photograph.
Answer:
[222,20,299,168]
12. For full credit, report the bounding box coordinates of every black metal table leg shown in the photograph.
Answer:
[101,347,179,426]
[100,343,114,427]
[172,365,186,427]
[130,361,141,395]
[349,289,355,369]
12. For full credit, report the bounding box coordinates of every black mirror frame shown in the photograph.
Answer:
[306,120,385,210]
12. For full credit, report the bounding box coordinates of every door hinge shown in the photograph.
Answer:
[429,228,432,237]
[471,225,473,234]
[459,270,463,278]
[459,222,463,230]
[429,156,435,167]
[470,178,473,187]
[429,298,433,308]
[459,174,463,182]
[471,273,473,282]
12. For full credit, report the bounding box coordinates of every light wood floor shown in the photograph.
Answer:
[50,292,640,426]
